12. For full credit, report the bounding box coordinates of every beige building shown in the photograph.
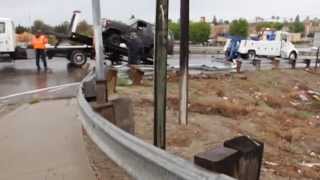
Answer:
[304,20,320,36]
[287,33,302,43]
[211,24,229,38]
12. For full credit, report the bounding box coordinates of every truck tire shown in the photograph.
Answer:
[225,50,230,58]
[147,47,154,58]
[70,50,87,67]
[9,52,16,60]
[289,52,297,61]
[248,50,256,60]
[12,47,27,60]
[107,33,122,47]
[240,54,249,59]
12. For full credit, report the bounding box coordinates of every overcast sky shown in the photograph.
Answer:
[0,0,320,26]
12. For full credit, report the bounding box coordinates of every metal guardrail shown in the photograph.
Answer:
[78,74,235,180]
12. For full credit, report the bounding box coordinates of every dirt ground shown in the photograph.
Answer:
[0,103,20,118]
[83,133,132,180]
[85,69,320,180]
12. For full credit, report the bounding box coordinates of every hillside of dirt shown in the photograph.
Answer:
[117,69,320,180]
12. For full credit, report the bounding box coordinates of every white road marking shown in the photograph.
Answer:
[0,82,80,100]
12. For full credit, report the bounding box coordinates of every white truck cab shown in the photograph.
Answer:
[225,31,299,61]
[0,17,16,57]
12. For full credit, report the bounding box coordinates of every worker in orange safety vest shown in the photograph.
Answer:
[32,30,49,71]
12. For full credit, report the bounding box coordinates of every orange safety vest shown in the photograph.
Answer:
[32,35,48,49]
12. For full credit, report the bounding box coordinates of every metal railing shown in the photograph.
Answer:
[78,74,235,180]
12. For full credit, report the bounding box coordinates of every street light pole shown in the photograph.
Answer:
[179,0,190,125]
[92,0,107,103]
[154,0,169,149]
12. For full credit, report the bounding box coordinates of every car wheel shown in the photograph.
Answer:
[240,54,249,59]
[248,50,256,60]
[289,52,297,61]
[107,33,122,47]
[225,50,230,57]
[147,47,154,58]
[70,50,87,67]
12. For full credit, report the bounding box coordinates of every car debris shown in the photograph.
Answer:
[298,93,309,102]
[264,161,279,166]
[103,18,174,64]
[300,162,320,168]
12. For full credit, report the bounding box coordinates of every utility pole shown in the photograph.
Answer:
[179,0,190,125]
[92,0,107,103]
[154,0,169,150]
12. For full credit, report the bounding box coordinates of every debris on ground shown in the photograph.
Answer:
[300,162,320,168]
[117,69,320,180]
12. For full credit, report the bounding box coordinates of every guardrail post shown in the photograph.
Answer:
[195,136,264,180]
[194,146,240,177]
[128,65,144,85]
[304,59,311,69]
[106,68,118,95]
[290,59,296,69]
[271,58,280,69]
[224,136,264,180]
[179,0,190,126]
[236,60,242,73]
[154,0,169,149]
[253,59,261,71]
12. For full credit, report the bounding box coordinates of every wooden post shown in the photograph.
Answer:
[291,59,296,69]
[154,0,169,149]
[194,136,264,180]
[252,59,261,71]
[304,59,311,69]
[236,60,242,73]
[271,58,280,70]
[179,0,190,126]
[128,66,144,85]
[224,136,264,180]
[194,146,240,177]
[315,47,319,71]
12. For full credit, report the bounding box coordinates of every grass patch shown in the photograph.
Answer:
[168,97,252,118]
[216,89,225,97]
[29,99,40,105]
[291,111,313,120]
[263,95,284,108]
[117,78,132,87]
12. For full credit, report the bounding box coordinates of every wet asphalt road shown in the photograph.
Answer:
[0,58,90,97]
[0,54,314,97]
[0,55,221,97]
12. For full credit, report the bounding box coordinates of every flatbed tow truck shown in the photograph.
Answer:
[0,11,154,67]
[46,11,154,66]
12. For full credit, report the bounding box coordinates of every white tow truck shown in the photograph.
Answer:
[0,13,91,66]
[224,31,299,61]
[0,17,27,60]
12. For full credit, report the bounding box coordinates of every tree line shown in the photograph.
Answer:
[17,15,306,45]
[169,21,211,44]
[228,15,305,38]
[16,20,93,36]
